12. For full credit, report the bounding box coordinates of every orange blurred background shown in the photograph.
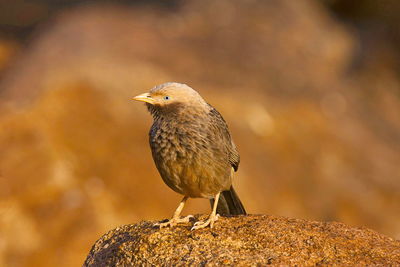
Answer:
[0,0,399,266]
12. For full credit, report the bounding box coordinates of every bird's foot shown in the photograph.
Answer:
[191,214,220,231]
[155,215,194,228]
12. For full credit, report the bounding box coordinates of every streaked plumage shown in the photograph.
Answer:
[133,82,246,230]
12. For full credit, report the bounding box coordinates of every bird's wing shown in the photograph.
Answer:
[229,141,240,172]
[208,104,240,171]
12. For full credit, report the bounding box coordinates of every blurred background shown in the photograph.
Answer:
[0,0,399,266]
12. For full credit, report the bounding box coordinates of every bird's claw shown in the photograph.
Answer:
[191,214,220,230]
[155,215,194,228]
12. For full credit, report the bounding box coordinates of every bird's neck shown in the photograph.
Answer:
[147,102,209,122]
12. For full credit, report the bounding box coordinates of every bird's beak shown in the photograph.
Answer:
[132,92,155,104]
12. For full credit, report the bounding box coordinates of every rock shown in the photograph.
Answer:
[83,215,400,266]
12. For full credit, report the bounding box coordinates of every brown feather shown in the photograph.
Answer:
[143,82,245,214]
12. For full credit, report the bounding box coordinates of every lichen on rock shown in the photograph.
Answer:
[83,215,400,266]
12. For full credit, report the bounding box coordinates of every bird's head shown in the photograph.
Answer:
[133,82,207,117]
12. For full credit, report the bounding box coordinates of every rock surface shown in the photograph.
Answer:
[83,215,400,266]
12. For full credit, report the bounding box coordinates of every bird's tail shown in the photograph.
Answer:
[210,186,247,216]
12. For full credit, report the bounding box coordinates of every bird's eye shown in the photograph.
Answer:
[164,96,170,100]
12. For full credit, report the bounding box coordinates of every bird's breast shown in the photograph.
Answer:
[149,121,201,165]
[149,119,231,198]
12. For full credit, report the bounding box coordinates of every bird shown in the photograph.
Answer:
[133,82,246,230]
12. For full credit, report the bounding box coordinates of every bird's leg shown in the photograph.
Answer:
[155,196,193,228]
[191,192,221,231]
